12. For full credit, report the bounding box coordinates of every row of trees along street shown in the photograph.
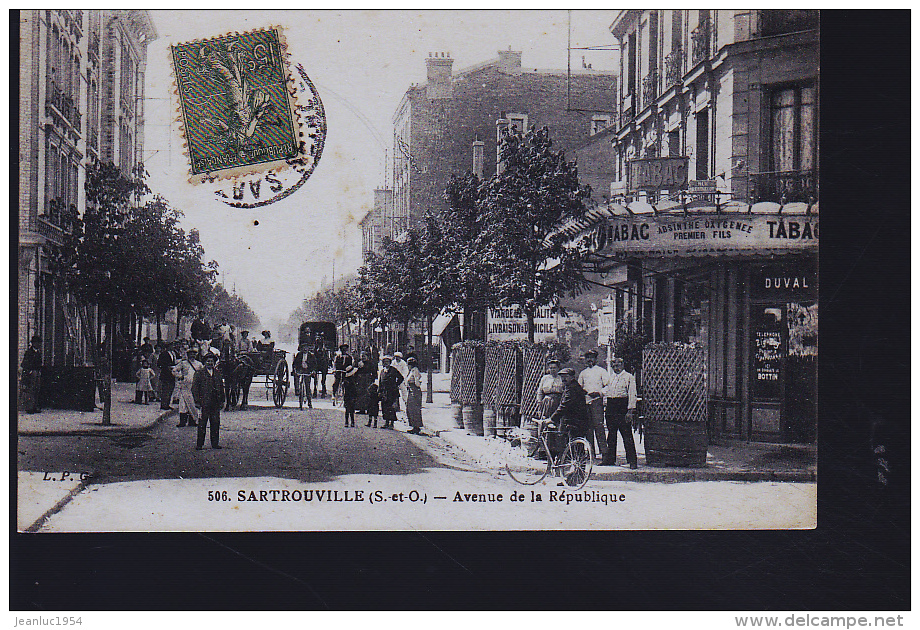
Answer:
[287,126,593,403]
[51,159,228,424]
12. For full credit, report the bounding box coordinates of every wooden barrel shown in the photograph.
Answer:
[451,403,465,429]
[483,406,497,437]
[462,403,484,436]
[495,405,517,438]
[644,420,708,467]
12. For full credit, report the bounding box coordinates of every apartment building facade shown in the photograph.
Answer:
[392,49,618,231]
[566,10,819,443]
[18,10,157,368]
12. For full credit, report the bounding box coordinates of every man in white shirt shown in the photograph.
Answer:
[578,349,610,462]
[603,356,638,468]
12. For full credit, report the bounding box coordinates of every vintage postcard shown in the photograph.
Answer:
[17,10,817,532]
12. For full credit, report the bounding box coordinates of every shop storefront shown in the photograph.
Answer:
[573,206,818,444]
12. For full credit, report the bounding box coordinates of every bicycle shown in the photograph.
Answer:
[296,371,314,410]
[504,418,594,490]
[331,369,345,407]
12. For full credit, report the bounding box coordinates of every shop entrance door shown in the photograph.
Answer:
[751,305,785,441]
[749,301,818,443]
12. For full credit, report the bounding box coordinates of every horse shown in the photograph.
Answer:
[221,353,256,411]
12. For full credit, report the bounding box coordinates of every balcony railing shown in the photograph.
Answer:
[642,71,659,109]
[664,48,683,88]
[691,20,711,66]
[45,82,82,131]
[749,170,818,205]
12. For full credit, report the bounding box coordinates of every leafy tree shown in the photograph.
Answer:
[205,283,260,331]
[442,172,492,340]
[417,213,453,400]
[478,126,591,342]
[53,160,149,424]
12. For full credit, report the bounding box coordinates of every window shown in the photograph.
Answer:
[591,115,611,135]
[507,113,528,134]
[770,84,816,173]
[668,129,681,157]
[626,33,637,97]
[695,107,709,180]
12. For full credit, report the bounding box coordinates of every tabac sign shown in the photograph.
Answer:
[628,157,689,193]
[589,214,819,258]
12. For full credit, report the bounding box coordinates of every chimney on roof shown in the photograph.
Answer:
[497,47,522,74]
[425,51,454,100]
[472,139,484,179]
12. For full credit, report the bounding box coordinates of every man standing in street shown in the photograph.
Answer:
[157,342,177,410]
[20,335,43,414]
[603,356,638,468]
[549,367,592,442]
[578,349,610,462]
[192,353,225,450]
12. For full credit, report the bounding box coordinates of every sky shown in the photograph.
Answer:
[143,10,620,331]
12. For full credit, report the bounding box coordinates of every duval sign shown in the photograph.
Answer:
[590,215,819,257]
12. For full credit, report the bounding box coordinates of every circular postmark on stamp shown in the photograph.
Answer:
[211,63,326,208]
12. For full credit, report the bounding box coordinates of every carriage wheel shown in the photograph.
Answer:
[272,360,289,408]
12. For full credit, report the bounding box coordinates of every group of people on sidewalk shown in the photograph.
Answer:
[536,350,639,469]
[291,342,424,434]
[155,337,226,451]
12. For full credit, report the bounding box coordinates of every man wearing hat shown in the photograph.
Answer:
[579,349,611,462]
[549,367,593,443]
[20,335,43,413]
[332,343,353,407]
[191,353,225,450]
[603,357,639,469]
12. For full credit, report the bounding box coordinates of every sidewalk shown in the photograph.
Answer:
[17,381,175,436]
[17,382,176,531]
[419,372,817,483]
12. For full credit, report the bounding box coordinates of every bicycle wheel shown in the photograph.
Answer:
[559,437,594,490]
[504,430,550,485]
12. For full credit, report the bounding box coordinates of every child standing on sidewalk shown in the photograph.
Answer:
[343,365,359,427]
[135,359,155,405]
[365,382,379,428]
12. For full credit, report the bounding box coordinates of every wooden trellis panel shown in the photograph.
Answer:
[521,347,549,420]
[483,344,522,407]
[450,346,462,403]
[496,346,521,406]
[482,346,501,407]
[642,344,707,423]
[452,345,481,405]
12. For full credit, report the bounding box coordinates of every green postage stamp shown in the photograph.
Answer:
[171,27,308,184]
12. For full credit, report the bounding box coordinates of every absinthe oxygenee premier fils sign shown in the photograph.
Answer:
[591,214,818,257]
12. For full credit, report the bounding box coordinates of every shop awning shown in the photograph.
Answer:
[560,199,818,269]
[431,313,456,338]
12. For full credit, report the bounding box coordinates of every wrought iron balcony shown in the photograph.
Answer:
[642,71,659,109]
[691,20,711,65]
[45,83,82,131]
[748,170,818,205]
[664,49,683,88]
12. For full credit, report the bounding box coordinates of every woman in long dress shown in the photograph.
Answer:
[405,356,423,434]
[173,348,203,427]
[535,358,564,419]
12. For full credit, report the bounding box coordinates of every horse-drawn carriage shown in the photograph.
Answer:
[211,331,289,409]
[298,322,337,352]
